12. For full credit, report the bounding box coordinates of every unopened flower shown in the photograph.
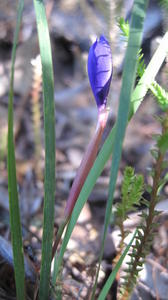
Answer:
[87,35,113,111]
[52,36,113,258]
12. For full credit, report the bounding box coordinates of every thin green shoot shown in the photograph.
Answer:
[7,0,26,299]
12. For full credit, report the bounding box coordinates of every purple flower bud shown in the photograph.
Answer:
[87,35,113,110]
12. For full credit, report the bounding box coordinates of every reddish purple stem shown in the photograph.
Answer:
[52,109,109,259]
[64,108,108,217]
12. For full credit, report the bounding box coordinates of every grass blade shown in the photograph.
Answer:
[33,1,56,299]
[98,229,137,300]
[7,0,26,299]
[53,30,168,282]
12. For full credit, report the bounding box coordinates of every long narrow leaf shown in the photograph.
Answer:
[33,1,56,299]
[53,30,168,281]
[98,229,137,300]
[7,0,25,299]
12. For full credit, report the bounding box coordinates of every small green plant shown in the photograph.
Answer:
[115,167,144,255]
[109,16,168,300]
[6,1,168,299]
[118,111,168,299]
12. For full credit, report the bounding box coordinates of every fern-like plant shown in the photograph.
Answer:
[114,16,168,300]
[119,112,168,299]
[150,81,168,111]
[116,167,144,253]
[115,52,168,298]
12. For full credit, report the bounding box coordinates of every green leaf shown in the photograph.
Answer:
[33,1,56,299]
[145,185,152,195]
[142,196,151,206]
[137,49,146,77]
[157,132,168,153]
[150,81,168,111]
[161,160,168,169]
[159,0,168,10]
[98,230,137,300]
[116,167,144,220]
[158,172,168,193]
[118,17,129,38]
[53,30,168,282]
[150,149,159,160]
[7,1,26,299]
